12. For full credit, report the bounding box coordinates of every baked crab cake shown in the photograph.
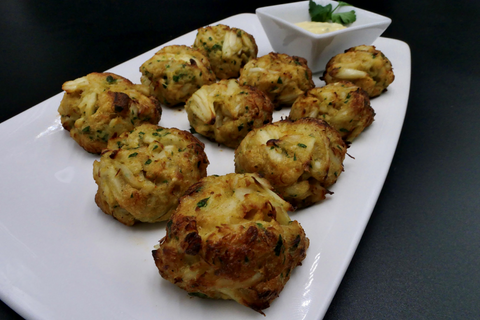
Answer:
[290,81,375,142]
[58,72,162,154]
[193,24,258,79]
[235,118,347,209]
[322,45,395,98]
[93,123,209,226]
[152,173,309,314]
[238,52,315,108]
[185,79,274,148]
[140,45,216,106]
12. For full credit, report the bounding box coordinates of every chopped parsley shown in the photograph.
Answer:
[188,292,209,299]
[106,75,117,84]
[167,219,173,237]
[274,235,283,256]
[196,197,210,208]
[256,223,265,230]
[211,44,222,51]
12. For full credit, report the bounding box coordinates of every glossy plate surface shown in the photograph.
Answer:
[0,13,410,320]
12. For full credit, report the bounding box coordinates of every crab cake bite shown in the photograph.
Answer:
[235,118,347,209]
[58,72,162,154]
[185,79,274,148]
[140,45,216,106]
[290,81,375,142]
[193,24,258,79]
[322,45,395,98]
[238,52,315,108]
[152,173,309,314]
[93,123,209,226]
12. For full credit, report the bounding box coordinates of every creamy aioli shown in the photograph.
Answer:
[295,21,346,34]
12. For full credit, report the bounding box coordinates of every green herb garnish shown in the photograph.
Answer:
[188,292,209,299]
[274,235,283,256]
[196,197,210,208]
[309,0,356,25]
[106,75,117,84]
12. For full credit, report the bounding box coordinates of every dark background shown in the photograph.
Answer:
[1,0,479,319]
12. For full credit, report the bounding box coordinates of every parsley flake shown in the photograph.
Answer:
[188,292,209,299]
[196,197,210,208]
[106,75,117,84]
[274,235,283,256]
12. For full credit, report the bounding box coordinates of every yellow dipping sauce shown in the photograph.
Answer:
[295,21,346,34]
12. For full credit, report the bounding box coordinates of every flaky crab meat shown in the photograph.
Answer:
[140,45,216,106]
[58,72,162,154]
[290,81,375,142]
[235,118,347,208]
[193,24,258,79]
[93,123,209,225]
[185,79,274,148]
[152,173,309,314]
[239,52,315,108]
[322,45,395,98]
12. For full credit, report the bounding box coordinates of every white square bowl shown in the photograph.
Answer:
[256,0,392,73]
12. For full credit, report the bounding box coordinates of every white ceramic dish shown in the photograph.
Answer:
[0,13,410,320]
[256,0,392,72]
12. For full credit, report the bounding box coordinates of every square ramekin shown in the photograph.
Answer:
[256,0,392,73]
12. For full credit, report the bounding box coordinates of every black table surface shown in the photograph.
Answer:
[1,0,479,319]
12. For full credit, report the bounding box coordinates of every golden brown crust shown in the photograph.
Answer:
[193,24,258,79]
[322,45,395,98]
[152,173,309,313]
[139,45,216,106]
[58,72,162,154]
[93,123,209,225]
[290,81,375,142]
[185,79,274,148]
[234,118,347,209]
[238,52,315,108]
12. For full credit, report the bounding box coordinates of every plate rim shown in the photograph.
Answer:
[0,12,411,320]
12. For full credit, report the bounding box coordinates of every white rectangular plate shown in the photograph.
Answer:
[0,13,410,320]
